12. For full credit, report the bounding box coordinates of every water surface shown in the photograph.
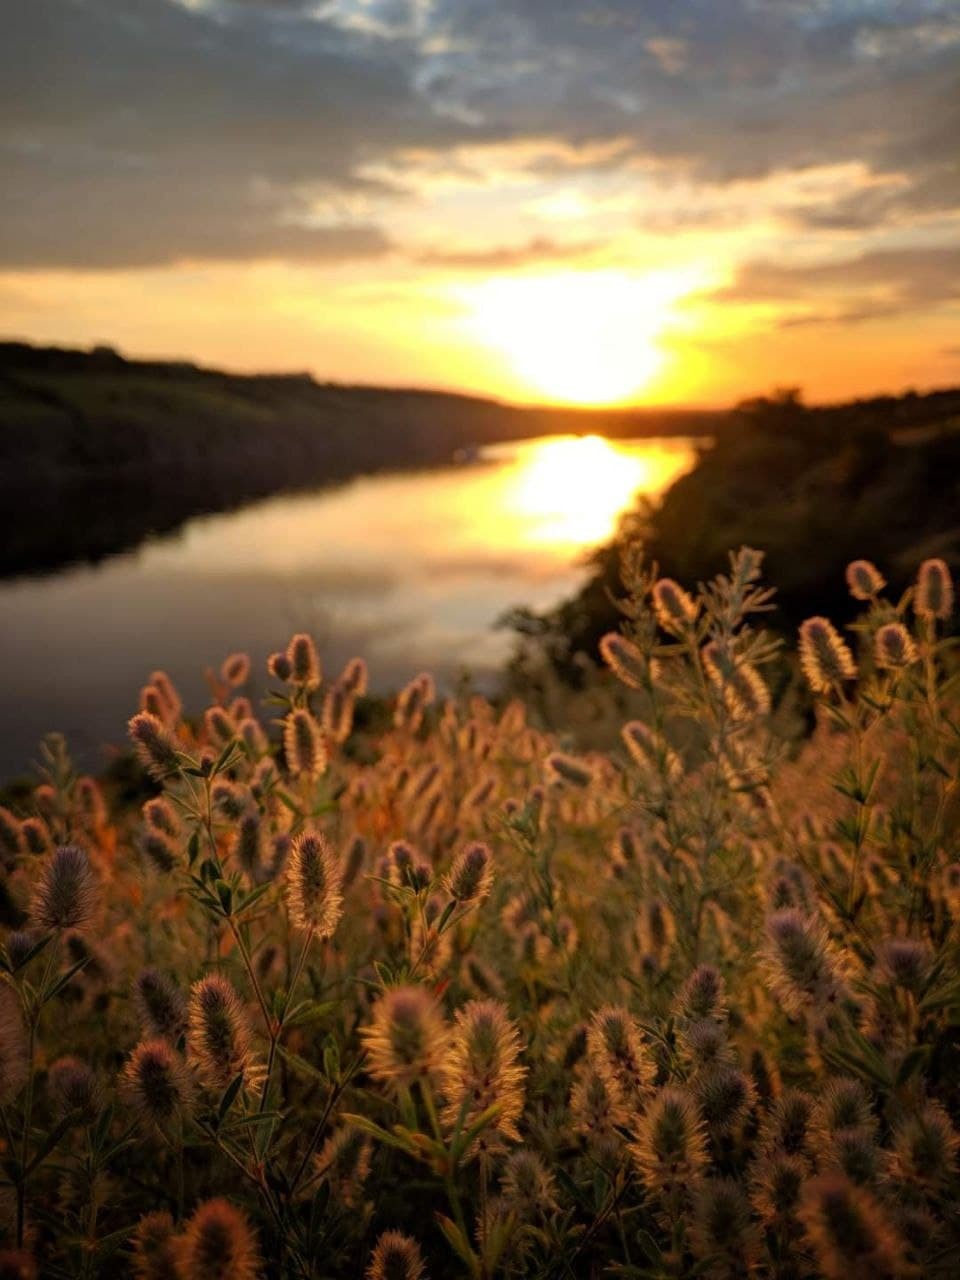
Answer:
[0,434,698,777]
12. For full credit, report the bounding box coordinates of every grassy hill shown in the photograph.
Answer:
[0,341,718,577]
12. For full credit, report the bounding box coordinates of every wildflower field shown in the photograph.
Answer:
[1,548,958,1279]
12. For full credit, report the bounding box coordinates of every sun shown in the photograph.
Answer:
[459,267,705,406]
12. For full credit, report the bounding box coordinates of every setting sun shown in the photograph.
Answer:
[459,268,708,406]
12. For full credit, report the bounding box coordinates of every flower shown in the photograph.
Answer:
[366,1231,425,1280]
[798,617,857,692]
[441,999,526,1156]
[121,1039,193,1129]
[285,831,343,938]
[187,975,254,1090]
[31,844,98,933]
[915,557,953,621]
[176,1199,261,1280]
[443,842,494,905]
[846,560,885,600]
[361,986,447,1092]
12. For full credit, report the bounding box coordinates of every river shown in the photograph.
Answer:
[0,434,699,778]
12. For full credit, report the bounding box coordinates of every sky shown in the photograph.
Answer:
[1,0,958,406]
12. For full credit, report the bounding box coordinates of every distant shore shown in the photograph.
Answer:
[1,340,720,578]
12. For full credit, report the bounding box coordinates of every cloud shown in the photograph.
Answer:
[415,235,601,270]
[715,246,960,324]
[1,0,959,272]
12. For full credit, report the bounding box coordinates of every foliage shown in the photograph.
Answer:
[0,552,958,1278]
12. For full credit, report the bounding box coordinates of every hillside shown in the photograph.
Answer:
[506,386,960,680]
[0,342,718,578]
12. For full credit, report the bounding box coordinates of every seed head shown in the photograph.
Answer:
[638,898,675,963]
[237,717,268,758]
[143,798,179,839]
[131,1211,178,1280]
[546,752,593,788]
[873,937,931,993]
[204,706,236,748]
[31,844,98,933]
[761,909,847,1016]
[147,671,182,724]
[283,708,326,780]
[702,642,771,718]
[121,1039,193,1129]
[135,968,186,1042]
[0,983,28,1105]
[441,1000,526,1155]
[366,1231,425,1280]
[48,1056,101,1124]
[142,831,178,873]
[799,617,857,693]
[846,560,885,600]
[652,578,698,633]
[675,965,728,1025]
[689,1178,760,1277]
[621,721,681,781]
[0,807,23,862]
[569,1064,619,1155]
[631,1087,708,1194]
[695,1065,757,1135]
[444,842,494,905]
[501,1149,558,1218]
[322,683,355,744]
[75,776,107,830]
[285,831,343,937]
[315,1125,372,1208]
[394,674,434,732]
[888,1101,959,1191]
[235,812,263,882]
[361,985,447,1091]
[822,1127,880,1186]
[341,656,368,697]
[211,781,249,821]
[286,633,322,689]
[267,651,292,681]
[176,1198,261,1280]
[342,834,366,890]
[586,1006,654,1122]
[599,632,655,690]
[187,974,253,1090]
[798,1174,907,1280]
[758,1089,816,1157]
[915,557,954,621]
[750,1152,806,1223]
[5,932,35,972]
[129,712,182,779]
[678,1019,734,1074]
[873,622,918,670]
[220,653,250,687]
[812,1079,877,1143]
[19,818,52,857]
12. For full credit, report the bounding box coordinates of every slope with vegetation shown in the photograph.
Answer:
[0,550,957,1277]
[508,387,960,683]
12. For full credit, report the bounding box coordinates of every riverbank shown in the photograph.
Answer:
[0,341,719,578]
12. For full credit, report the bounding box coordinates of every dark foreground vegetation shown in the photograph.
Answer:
[0,550,957,1277]
[510,387,960,681]
[0,342,716,578]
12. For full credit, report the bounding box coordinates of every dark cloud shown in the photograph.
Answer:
[1,0,959,270]
[715,246,960,324]
[0,0,461,267]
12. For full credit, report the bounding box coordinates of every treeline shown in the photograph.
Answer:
[508,386,960,680]
[0,342,717,577]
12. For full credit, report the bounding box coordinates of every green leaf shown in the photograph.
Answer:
[436,1213,480,1275]
[217,1073,245,1124]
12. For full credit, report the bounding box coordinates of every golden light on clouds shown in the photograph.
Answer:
[458,266,711,405]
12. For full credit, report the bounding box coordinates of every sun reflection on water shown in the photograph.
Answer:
[499,433,689,550]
